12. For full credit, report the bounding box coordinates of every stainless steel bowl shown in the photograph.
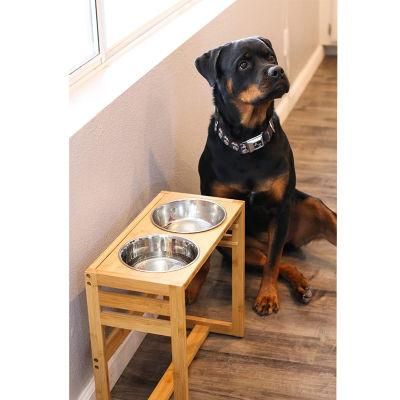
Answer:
[151,199,226,233]
[119,234,199,272]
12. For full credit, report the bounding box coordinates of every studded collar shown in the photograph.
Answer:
[213,109,276,154]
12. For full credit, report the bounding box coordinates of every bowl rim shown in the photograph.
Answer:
[118,233,200,272]
[150,198,227,234]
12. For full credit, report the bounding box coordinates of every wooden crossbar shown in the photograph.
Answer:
[105,327,130,361]
[100,311,171,336]
[186,315,233,335]
[99,291,170,316]
[218,232,238,247]
[104,293,168,360]
[149,325,209,400]
[96,273,170,295]
[219,240,238,247]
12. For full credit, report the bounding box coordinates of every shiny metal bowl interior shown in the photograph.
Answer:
[151,199,226,233]
[119,235,199,272]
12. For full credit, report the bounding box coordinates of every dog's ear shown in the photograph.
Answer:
[195,46,224,87]
[257,36,278,61]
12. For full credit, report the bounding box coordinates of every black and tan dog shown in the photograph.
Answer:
[186,37,337,316]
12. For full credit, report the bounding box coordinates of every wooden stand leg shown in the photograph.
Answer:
[85,273,111,400]
[169,286,189,399]
[231,208,245,337]
[149,324,209,400]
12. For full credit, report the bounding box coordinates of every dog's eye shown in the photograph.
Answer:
[239,61,249,70]
[268,55,275,62]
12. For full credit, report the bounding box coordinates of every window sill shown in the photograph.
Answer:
[69,0,236,136]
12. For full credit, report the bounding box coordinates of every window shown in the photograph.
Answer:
[69,0,99,74]
[69,0,192,84]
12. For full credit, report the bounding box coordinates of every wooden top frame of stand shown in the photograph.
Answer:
[86,191,244,295]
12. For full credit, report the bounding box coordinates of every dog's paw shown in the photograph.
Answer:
[253,285,280,316]
[292,274,313,304]
[296,284,313,304]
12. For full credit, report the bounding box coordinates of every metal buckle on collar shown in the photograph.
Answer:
[244,133,265,153]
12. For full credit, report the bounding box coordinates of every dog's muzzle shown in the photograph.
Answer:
[267,65,285,79]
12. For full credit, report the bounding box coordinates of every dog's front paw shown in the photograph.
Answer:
[253,284,280,316]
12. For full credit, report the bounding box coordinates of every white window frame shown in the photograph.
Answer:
[69,0,194,86]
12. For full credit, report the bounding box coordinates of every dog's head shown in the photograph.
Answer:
[195,37,289,114]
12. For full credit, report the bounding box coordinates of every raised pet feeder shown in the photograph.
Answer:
[85,191,245,400]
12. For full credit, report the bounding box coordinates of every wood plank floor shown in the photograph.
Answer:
[112,56,337,400]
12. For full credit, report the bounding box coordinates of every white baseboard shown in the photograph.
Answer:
[77,330,146,400]
[275,45,324,124]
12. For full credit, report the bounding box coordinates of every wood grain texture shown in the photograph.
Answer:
[105,327,131,362]
[231,208,245,337]
[99,291,170,316]
[100,311,172,336]
[112,56,337,400]
[149,325,209,400]
[96,191,243,291]
[169,286,189,399]
[85,275,111,400]
[186,315,233,335]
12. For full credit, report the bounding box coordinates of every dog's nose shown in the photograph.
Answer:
[267,65,285,79]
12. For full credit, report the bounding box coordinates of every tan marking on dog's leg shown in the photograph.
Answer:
[242,237,312,305]
[279,263,313,304]
[245,247,268,267]
[255,174,289,202]
[270,175,289,201]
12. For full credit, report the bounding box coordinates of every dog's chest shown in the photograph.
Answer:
[211,172,288,206]
[201,126,292,205]
[212,145,283,181]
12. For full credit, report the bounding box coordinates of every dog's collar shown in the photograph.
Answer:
[213,109,276,154]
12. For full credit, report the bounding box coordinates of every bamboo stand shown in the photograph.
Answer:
[85,191,245,399]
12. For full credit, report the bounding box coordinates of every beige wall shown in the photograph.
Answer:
[288,0,320,79]
[69,0,320,397]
